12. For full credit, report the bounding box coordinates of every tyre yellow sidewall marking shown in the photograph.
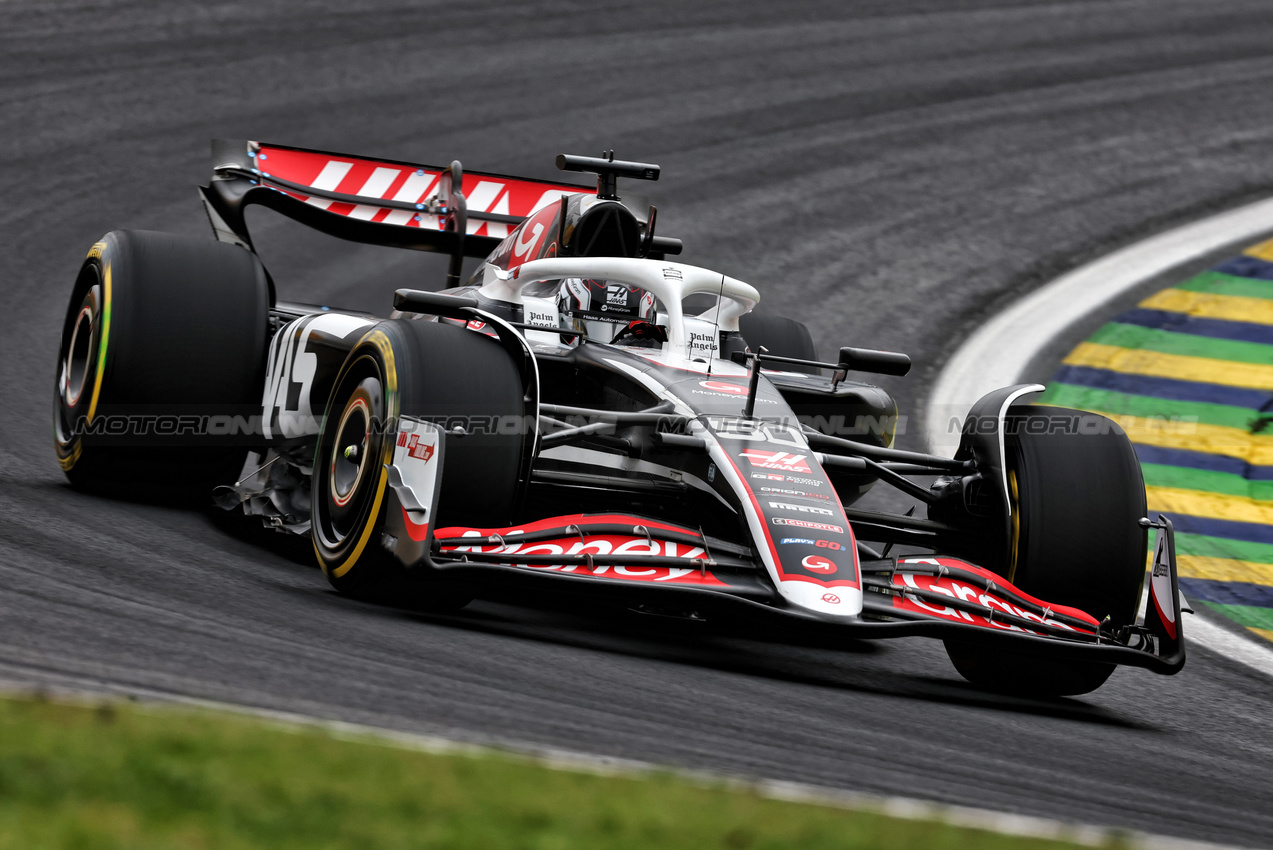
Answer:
[87,261,112,424]
[57,441,82,471]
[322,466,388,579]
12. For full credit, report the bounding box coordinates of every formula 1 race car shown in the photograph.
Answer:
[52,140,1187,696]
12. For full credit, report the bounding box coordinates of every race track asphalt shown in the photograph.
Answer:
[2,1,1272,845]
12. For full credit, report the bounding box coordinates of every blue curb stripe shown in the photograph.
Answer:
[1051,365,1273,411]
[1133,444,1273,481]
[1179,577,1273,608]
[1161,512,1273,545]
[1113,309,1273,345]
[1214,255,1273,280]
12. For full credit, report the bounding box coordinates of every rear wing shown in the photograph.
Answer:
[199,139,597,269]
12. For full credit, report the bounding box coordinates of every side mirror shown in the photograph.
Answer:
[838,346,911,377]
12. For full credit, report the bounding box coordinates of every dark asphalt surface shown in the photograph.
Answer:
[3,1,1273,845]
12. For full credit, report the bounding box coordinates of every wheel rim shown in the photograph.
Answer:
[329,396,371,510]
[314,354,388,552]
[55,280,101,451]
[64,302,95,407]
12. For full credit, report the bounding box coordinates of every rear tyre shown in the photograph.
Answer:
[53,230,270,494]
[311,320,527,603]
[738,312,819,374]
[945,406,1147,697]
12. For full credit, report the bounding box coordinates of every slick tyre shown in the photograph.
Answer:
[53,230,270,494]
[311,320,527,602]
[946,406,1147,697]
[738,312,819,374]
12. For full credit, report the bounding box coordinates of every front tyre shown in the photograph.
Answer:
[311,320,527,602]
[946,406,1147,697]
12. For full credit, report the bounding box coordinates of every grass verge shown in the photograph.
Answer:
[0,693,1115,850]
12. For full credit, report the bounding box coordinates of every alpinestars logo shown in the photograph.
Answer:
[740,450,810,472]
[767,501,833,516]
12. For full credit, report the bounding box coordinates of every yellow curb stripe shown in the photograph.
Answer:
[1249,627,1273,643]
[1085,412,1273,464]
[1064,342,1273,391]
[1242,236,1273,262]
[1178,554,1273,586]
[1146,485,1273,525]
[1139,288,1273,326]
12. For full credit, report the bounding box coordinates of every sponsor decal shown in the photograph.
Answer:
[513,221,546,259]
[802,555,836,573]
[466,320,487,331]
[662,267,683,280]
[888,557,1099,634]
[821,593,841,604]
[404,434,435,462]
[688,331,718,355]
[707,462,716,483]
[526,309,556,327]
[709,419,805,447]
[759,486,829,500]
[752,472,785,482]
[767,500,833,516]
[779,537,816,545]
[606,283,629,307]
[1149,534,1177,638]
[815,539,844,551]
[772,517,844,533]
[699,380,747,396]
[785,476,824,487]
[740,450,811,473]
[435,526,727,587]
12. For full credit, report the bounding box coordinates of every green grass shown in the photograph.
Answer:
[0,694,1112,850]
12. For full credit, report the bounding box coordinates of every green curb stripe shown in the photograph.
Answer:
[1199,601,1273,630]
[1088,322,1273,366]
[1141,463,1273,501]
[1175,533,1273,564]
[1177,271,1273,301]
[1040,383,1260,430]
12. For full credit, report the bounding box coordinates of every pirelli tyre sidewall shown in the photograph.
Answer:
[311,319,527,592]
[312,326,400,589]
[53,230,269,490]
[945,405,1148,697]
[53,250,106,479]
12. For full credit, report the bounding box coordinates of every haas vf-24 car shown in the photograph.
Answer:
[53,140,1186,696]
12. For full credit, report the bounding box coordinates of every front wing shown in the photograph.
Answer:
[380,419,1185,675]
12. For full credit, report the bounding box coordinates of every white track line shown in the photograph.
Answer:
[926,196,1273,680]
[0,678,1244,850]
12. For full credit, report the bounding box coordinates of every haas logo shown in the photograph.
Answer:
[802,555,836,574]
[821,593,841,604]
